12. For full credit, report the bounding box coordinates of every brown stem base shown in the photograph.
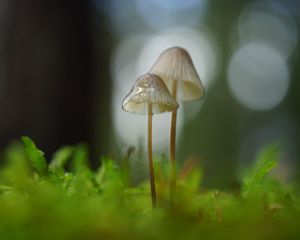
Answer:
[148,103,157,207]
[170,82,178,204]
[170,108,177,204]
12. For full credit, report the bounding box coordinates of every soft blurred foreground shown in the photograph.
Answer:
[0,0,299,187]
[0,137,300,239]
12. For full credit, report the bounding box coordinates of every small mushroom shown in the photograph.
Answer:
[149,46,205,200]
[122,73,178,207]
[149,47,205,101]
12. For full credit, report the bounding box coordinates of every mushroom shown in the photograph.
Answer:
[122,73,178,207]
[149,47,205,200]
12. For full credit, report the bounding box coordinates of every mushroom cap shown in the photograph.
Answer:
[149,46,205,102]
[122,74,178,115]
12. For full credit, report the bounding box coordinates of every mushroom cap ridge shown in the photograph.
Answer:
[122,73,178,115]
[149,46,205,101]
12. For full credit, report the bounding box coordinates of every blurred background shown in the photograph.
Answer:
[0,0,299,188]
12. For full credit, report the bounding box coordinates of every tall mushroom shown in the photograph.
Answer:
[149,47,205,200]
[122,73,178,207]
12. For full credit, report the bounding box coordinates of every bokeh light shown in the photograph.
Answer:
[93,0,209,35]
[135,0,208,30]
[238,0,298,59]
[228,42,289,111]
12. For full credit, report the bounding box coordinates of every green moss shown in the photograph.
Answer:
[0,137,299,240]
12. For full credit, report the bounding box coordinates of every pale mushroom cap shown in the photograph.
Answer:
[122,73,179,115]
[149,46,205,101]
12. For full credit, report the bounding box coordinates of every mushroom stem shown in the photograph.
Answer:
[148,103,157,207]
[170,81,178,203]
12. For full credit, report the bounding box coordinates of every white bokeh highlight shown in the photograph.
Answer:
[238,1,298,59]
[228,42,289,111]
[135,0,208,31]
